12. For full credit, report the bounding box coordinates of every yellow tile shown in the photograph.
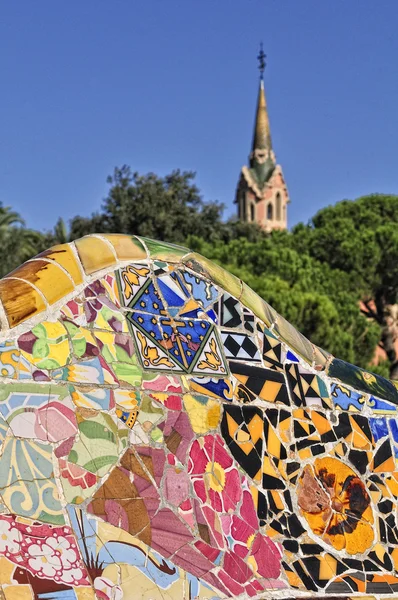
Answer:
[298,447,312,460]
[265,425,282,458]
[6,259,74,305]
[183,393,220,434]
[270,489,285,510]
[312,411,332,436]
[37,244,83,285]
[262,456,280,478]
[293,409,306,419]
[385,473,398,497]
[0,558,15,584]
[20,321,70,367]
[102,234,147,261]
[247,413,263,444]
[74,587,96,600]
[258,379,283,402]
[0,278,46,327]
[237,433,253,452]
[319,555,337,581]
[285,567,303,587]
[3,586,33,600]
[391,547,398,571]
[75,236,116,275]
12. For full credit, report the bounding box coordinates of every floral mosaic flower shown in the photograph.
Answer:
[228,490,282,579]
[59,458,97,490]
[27,534,86,584]
[297,456,374,554]
[0,518,21,555]
[188,434,241,512]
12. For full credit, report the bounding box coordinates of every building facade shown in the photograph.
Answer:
[235,56,290,231]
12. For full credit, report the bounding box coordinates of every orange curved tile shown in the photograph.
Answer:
[4,259,75,306]
[0,278,46,327]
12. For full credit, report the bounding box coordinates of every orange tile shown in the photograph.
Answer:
[75,236,116,275]
[0,278,46,327]
[312,411,332,436]
[6,259,74,305]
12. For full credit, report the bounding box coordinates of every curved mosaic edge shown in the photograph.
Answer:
[0,233,396,405]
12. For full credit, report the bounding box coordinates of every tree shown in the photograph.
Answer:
[70,166,225,244]
[291,195,398,379]
[0,204,44,278]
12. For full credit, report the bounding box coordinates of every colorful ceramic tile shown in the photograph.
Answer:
[258,323,284,369]
[102,234,147,261]
[0,278,47,327]
[230,361,290,405]
[0,234,396,599]
[37,243,84,285]
[328,358,398,406]
[331,382,367,411]
[4,259,75,305]
[75,235,117,275]
[285,363,331,409]
[0,438,65,524]
[221,331,261,362]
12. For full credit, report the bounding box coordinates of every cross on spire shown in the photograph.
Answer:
[257,43,266,79]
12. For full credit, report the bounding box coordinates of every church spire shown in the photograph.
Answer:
[235,46,290,231]
[251,78,273,153]
[252,43,272,152]
[249,44,275,186]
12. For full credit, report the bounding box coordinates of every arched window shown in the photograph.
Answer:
[267,203,273,220]
[242,193,246,221]
[250,203,255,222]
[276,192,282,220]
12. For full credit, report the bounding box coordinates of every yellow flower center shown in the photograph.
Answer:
[205,461,226,492]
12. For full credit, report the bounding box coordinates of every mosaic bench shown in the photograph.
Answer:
[0,234,396,600]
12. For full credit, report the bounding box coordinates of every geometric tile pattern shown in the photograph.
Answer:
[0,234,397,599]
[221,331,261,362]
[285,363,332,408]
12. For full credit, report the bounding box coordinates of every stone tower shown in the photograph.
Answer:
[235,48,289,231]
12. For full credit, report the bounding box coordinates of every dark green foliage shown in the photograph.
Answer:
[0,204,43,278]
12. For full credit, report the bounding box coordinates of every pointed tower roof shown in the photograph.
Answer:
[251,79,272,152]
[248,45,276,188]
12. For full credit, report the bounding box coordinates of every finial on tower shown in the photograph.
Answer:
[257,43,266,80]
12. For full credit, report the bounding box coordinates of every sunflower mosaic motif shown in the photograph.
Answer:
[0,234,397,599]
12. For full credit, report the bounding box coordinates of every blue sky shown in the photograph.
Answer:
[1,1,398,232]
